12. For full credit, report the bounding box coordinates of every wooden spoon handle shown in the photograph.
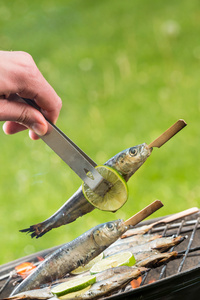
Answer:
[149,119,187,148]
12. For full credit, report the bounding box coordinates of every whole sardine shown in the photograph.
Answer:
[67,266,147,300]
[11,219,128,296]
[104,234,162,256]
[135,250,178,268]
[104,236,184,258]
[112,233,162,246]
[20,143,152,238]
[128,235,185,254]
[7,287,52,300]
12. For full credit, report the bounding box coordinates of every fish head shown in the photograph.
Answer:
[107,143,152,181]
[93,219,128,246]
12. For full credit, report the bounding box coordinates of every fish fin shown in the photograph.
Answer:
[20,222,51,238]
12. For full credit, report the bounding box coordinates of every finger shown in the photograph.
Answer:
[18,78,62,124]
[17,53,62,123]
[0,100,48,136]
[3,121,41,141]
[0,51,62,124]
[29,130,40,140]
[3,121,27,134]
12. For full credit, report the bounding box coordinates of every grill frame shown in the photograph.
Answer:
[0,209,200,299]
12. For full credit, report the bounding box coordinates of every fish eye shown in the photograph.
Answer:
[107,223,114,231]
[129,148,138,156]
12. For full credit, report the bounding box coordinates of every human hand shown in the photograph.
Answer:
[0,51,62,140]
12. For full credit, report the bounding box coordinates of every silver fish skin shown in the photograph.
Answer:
[11,220,128,296]
[21,143,152,238]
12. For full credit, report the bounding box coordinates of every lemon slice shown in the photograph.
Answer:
[71,252,104,275]
[59,285,91,299]
[82,165,128,211]
[51,275,96,297]
[90,251,135,274]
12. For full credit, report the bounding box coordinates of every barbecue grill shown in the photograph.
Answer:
[0,208,200,300]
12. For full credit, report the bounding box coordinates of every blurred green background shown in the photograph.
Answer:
[0,0,200,265]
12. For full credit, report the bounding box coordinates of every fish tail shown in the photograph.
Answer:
[20,220,51,238]
[139,266,149,275]
[159,251,178,265]
[20,188,94,238]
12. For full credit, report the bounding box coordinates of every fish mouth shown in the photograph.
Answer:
[116,219,127,231]
[140,143,153,158]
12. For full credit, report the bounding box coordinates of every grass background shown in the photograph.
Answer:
[0,0,200,265]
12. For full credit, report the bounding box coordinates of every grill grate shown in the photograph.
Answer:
[103,210,200,299]
[0,210,200,299]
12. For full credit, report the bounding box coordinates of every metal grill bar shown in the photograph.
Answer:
[140,270,148,286]
[150,219,200,233]
[159,220,184,279]
[178,246,200,255]
[161,223,170,237]
[0,273,12,294]
[178,217,200,273]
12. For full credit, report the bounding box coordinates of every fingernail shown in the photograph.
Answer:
[2,123,8,134]
[32,123,47,136]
